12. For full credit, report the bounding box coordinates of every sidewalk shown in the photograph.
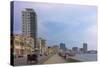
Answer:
[38,54,54,64]
[43,54,67,64]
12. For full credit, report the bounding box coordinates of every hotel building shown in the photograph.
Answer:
[22,8,37,49]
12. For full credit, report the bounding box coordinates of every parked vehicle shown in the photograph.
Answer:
[27,54,38,64]
[58,50,75,59]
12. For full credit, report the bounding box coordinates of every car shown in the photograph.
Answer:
[17,55,23,58]
[27,54,38,64]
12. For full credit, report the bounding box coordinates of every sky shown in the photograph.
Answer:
[13,1,97,50]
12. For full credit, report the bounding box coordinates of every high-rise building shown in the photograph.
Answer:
[72,47,78,53]
[22,8,37,48]
[83,43,88,53]
[60,43,66,51]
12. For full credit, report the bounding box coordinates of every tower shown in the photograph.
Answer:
[60,43,66,51]
[22,8,37,49]
[83,43,88,53]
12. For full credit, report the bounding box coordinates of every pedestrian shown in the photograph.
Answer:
[66,53,69,60]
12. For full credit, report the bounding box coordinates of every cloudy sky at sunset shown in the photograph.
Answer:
[13,1,97,50]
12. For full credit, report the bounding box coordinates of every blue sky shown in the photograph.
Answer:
[13,1,97,50]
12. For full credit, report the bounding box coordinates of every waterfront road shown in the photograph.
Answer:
[43,54,67,64]
[14,54,56,66]
[69,54,97,62]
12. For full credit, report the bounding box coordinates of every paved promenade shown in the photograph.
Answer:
[44,54,67,64]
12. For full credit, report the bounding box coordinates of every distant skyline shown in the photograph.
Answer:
[13,1,97,50]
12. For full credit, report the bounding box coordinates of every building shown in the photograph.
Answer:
[22,8,37,49]
[12,34,34,58]
[47,46,54,55]
[72,47,78,54]
[87,50,97,54]
[79,48,84,53]
[60,43,66,51]
[83,43,88,53]
[52,45,59,54]
[38,37,47,55]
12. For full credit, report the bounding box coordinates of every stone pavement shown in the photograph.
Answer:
[38,54,54,64]
[44,54,67,64]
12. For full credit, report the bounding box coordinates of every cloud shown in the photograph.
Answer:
[83,24,97,50]
[13,1,97,50]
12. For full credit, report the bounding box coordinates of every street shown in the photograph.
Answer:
[14,56,27,66]
[14,54,67,66]
[44,54,67,64]
[14,54,54,66]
